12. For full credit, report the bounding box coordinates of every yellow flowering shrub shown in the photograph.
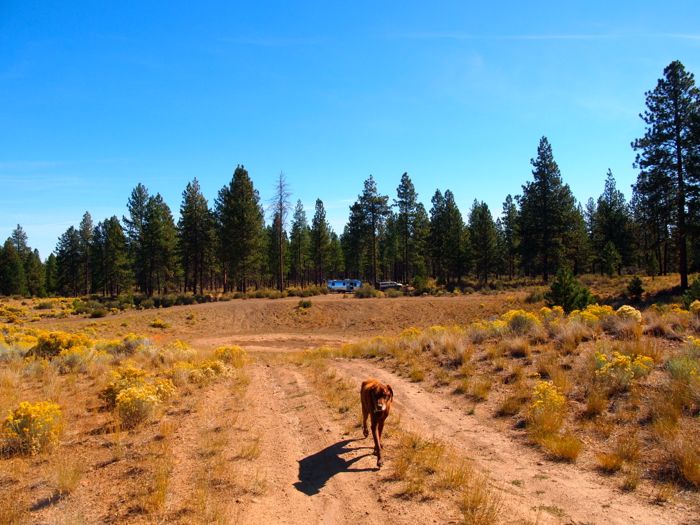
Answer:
[616,305,642,323]
[399,327,422,339]
[594,351,654,392]
[527,381,566,436]
[540,306,565,322]
[214,345,247,368]
[99,333,149,356]
[149,318,170,329]
[115,384,161,428]
[2,401,63,454]
[54,346,106,374]
[31,331,92,359]
[690,300,700,315]
[100,363,149,407]
[501,309,542,336]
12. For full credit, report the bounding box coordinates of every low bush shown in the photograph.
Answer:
[30,331,92,359]
[214,345,247,368]
[354,284,381,298]
[527,380,566,437]
[298,299,312,309]
[149,318,170,329]
[2,401,63,454]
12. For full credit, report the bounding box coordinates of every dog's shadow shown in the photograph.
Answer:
[293,438,376,495]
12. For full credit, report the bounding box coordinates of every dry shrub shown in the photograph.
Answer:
[601,316,642,340]
[643,311,682,339]
[552,319,593,354]
[665,434,700,487]
[539,432,583,462]
[596,451,623,473]
[54,456,84,495]
[499,337,530,358]
[622,466,641,491]
[459,472,503,525]
[392,432,445,497]
[409,363,426,382]
[469,377,492,402]
[583,389,608,418]
[614,432,640,462]
[495,385,529,417]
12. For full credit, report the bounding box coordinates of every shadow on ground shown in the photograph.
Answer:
[294,438,376,495]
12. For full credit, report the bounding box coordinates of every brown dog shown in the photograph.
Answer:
[360,379,394,468]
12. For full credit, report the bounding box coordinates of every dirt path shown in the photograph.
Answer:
[330,359,698,525]
[234,362,442,525]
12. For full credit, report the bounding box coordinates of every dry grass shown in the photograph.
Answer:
[596,451,623,473]
[538,433,583,462]
[499,337,531,358]
[583,389,608,418]
[459,474,503,525]
[54,456,84,495]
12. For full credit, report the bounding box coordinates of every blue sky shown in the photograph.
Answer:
[2,1,700,258]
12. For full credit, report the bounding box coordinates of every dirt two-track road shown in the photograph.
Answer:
[30,295,700,524]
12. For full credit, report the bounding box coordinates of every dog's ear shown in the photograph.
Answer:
[387,384,393,399]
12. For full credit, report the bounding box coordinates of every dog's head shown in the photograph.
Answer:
[373,384,393,413]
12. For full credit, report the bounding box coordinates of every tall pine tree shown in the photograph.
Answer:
[518,137,577,282]
[632,60,700,289]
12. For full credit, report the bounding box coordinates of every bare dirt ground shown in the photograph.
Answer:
[14,294,699,524]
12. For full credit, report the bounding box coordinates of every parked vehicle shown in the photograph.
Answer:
[326,279,362,293]
[378,281,404,291]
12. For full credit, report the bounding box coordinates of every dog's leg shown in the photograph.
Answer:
[378,417,385,450]
[361,398,369,438]
[371,418,382,467]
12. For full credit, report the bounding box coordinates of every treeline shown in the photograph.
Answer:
[1,59,700,297]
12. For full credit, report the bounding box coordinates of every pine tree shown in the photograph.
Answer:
[44,254,58,295]
[469,200,498,284]
[518,137,577,282]
[591,171,634,274]
[342,202,365,279]
[142,195,179,295]
[92,217,132,296]
[328,232,345,278]
[55,226,82,296]
[500,195,519,279]
[267,210,290,289]
[25,249,46,297]
[270,173,291,291]
[430,190,469,284]
[310,199,332,285]
[123,184,150,292]
[289,200,311,287]
[215,165,264,292]
[355,176,390,287]
[394,172,419,283]
[10,225,29,259]
[0,239,27,296]
[632,60,700,289]
[78,212,93,295]
[178,178,214,294]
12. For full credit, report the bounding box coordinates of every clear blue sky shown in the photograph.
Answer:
[2,1,699,259]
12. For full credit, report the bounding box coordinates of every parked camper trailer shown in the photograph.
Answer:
[326,279,362,293]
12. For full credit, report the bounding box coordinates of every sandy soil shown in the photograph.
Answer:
[14,294,700,524]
